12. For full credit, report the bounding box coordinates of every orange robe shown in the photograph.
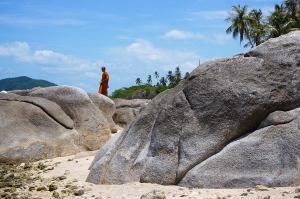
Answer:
[98,71,109,96]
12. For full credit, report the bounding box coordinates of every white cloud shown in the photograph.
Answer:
[19,50,80,66]
[0,41,108,76]
[0,42,30,57]
[126,39,162,61]
[125,39,199,63]
[163,30,203,39]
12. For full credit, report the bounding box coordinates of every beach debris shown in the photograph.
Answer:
[255,185,270,191]
[140,189,166,199]
[36,186,47,191]
[48,183,58,191]
[53,190,60,198]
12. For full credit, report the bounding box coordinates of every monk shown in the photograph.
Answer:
[98,66,109,96]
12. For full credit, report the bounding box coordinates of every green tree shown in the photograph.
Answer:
[146,75,152,85]
[284,0,300,29]
[154,71,159,86]
[225,4,255,48]
[268,4,293,38]
[244,9,269,47]
[166,70,174,86]
[184,72,190,79]
[225,1,300,47]
[174,66,182,85]
[159,77,168,86]
[135,78,142,86]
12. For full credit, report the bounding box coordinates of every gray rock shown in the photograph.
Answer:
[88,131,122,170]
[179,108,300,188]
[88,92,118,133]
[74,189,84,196]
[112,98,150,127]
[0,99,81,163]
[0,93,74,129]
[9,87,41,96]
[29,86,111,151]
[113,98,150,109]
[87,31,300,188]
[0,86,113,163]
[258,110,295,129]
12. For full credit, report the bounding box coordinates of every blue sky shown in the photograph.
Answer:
[0,0,282,95]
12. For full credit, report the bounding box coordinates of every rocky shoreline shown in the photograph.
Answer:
[0,159,81,199]
[1,154,300,199]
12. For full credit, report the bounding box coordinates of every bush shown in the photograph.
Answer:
[110,85,174,99]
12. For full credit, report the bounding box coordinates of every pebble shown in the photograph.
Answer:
[53,191,60,198]
[37,186,47,191]
[74,189,85,196]
[49,183,58,191]
[58,175,67,180]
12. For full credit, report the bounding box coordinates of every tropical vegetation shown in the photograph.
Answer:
[111,66,189,99]
[226,0,300,48]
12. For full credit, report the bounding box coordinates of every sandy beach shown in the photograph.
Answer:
[2,152,298,199]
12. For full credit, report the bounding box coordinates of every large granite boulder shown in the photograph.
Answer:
[0,93,80,163]
[179,108,300,188]
[88,93,118,133]
[28,86,112,151]
[0,86,113,163]
[87,31,300,188]
[112,98,150,127]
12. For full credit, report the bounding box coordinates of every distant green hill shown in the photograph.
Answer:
[0,76,57,91]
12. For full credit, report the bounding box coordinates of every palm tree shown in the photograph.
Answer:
[166,71,174,86]
[174,66,182,85]
[135,78,142,86]
[284,0,300,29]
[154,71,159,85]
[244,9,268,47]
[268,4,293,38]
[146,75,152,85]
[284,0,300,19]
[159,77,167,86]
[225,4,255,48]
[184,72,190,79]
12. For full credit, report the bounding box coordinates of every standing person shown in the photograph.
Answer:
[98,66,109,96]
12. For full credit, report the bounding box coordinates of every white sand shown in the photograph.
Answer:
[21,153,300,199]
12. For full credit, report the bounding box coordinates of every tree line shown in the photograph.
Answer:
[111,66,190,99]
[135,66,189,87]
[226,0,300,48]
